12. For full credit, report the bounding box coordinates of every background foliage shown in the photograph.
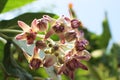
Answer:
[0,0,120,80]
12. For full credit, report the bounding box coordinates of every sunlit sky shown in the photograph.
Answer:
[0,0,120,42]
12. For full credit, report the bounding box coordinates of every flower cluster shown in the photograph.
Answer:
[15,15,91,80]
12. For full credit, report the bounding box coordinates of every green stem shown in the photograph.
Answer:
[0,33,12,41]
[0,29,22,33]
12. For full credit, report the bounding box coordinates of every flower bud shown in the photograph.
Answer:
[75,40,88,51]
[43,54,56,67]
[37,19,47,31]
[71,19,81,29]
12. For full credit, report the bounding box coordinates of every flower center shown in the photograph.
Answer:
[52,24,64,33]
[29,58,42,69]
[35,40,47,49]
[26,32,36,44]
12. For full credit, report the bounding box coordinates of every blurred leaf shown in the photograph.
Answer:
[3,41,33,80]
[2,0,34,13]
[87,63,102,80]
[110,43,120,80]
[81,28,100,51]
[75,68,89,76]
[0,67,4,80]
[61,74,70,80]
[34,67,49,78]
[45,66,60,80]
[0,12,58,38]
[81,14,111,52]
[0,0,8,13]
[75,69,89,80]
[0,40,4,62]
[99,14,111,48]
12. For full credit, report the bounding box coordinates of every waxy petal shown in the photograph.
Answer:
[18,21,30,32]
[23,51,32,62]
[44,29,54,39]
[43,15,56,25]
[57,64,66,74]
[32,46,40,58]
[58,33,65,44]
[15,33,27,40]
[76,62,88,70]
[81,50,91,61]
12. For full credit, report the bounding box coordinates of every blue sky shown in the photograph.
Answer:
[0,0,120,42]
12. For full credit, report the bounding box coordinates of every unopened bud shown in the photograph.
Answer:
[71,19,81,29]
[37,19,47,31]
[75,40,88,51]
[43,54,56,67]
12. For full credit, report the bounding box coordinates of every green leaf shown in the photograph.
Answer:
[0,0,8,13]
[3,41,33,80]
[0,40,4,80]
[2,0,34,13]
[0,66,4,80]
[99,14,111,48]
[34,67,49,78]
[0,12,58,38]
[81,14,111,51]
[110,43,120,80]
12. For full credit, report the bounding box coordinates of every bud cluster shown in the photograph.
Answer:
[15,15,91,80]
